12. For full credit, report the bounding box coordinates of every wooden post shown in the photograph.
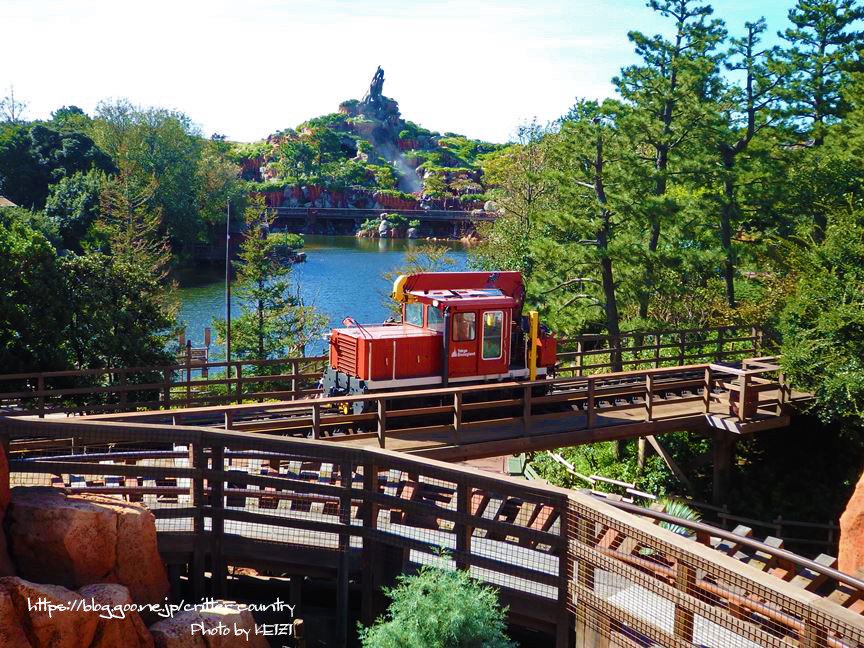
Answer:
[678,332,686,366]
[223,411,233,431]
[210,445,226,597]
[37,375,45,418]
[455,481,471,571]
[185,344,192,407]
[556,499,571,648]
[653,331,661,368]
[376,399,386,448]
[189,443,206,601]
[235,364,243,405]
[586,379,595,428]
[574,514,609,648]
[336,461,352,648]
[291,359,298,399]
[644,374,653,422]
[738,373,749,422]
[576,340,584,377]
[119,370,128,412]
[712,432,735,506]
[452,392,462,445]
[715,328,725,362]
[522,384,532,436]
[163,369,172,410]
[312,402,321,440]
[673,562,696,641]
[703,367,712,413]
[361,461,380,625]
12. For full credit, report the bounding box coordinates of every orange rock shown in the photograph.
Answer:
[7,488,169,604]
[150,603,269,648]
[0,577,99,648]
[79,583,154,648]
[0,583,31,647]
[839,471,864,577]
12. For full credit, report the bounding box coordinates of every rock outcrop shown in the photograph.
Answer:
[6,488,169,604]
[0,577,153,648]
[150,603,269,648]
[840,470,864,577]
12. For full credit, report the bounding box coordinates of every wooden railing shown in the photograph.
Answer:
[79,360,792,456]
[1,417,860,648]
[556,324,763,375]
[0,325,762,419]
[0,356,326,417]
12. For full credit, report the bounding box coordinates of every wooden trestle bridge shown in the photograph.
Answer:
[0,325,862,647]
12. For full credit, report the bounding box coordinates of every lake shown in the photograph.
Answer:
[176,235,469,356]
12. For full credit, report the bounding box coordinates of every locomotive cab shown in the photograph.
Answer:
[322,272,556,411]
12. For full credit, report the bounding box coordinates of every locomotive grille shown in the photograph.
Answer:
[334,334,359,375]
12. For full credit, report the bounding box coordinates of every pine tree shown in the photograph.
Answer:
[776,0,864,146]
[614,0,727,318]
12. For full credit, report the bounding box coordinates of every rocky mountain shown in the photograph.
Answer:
[232,67,501,212]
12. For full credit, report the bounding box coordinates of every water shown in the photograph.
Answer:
[176,235,469,356]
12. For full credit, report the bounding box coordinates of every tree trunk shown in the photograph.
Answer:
[720,156,737,308]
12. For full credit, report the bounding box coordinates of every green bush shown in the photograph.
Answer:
[358,564,514,648]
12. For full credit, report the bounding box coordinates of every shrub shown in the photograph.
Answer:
[358,564,514,648]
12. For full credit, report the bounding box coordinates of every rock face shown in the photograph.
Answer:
[79,583,155,648]
[150,603,269,648]
[0,577,153,648]
[6,488,169,604]
[840,471,864,577]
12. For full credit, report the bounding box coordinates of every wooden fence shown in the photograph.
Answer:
[1,416,861,648]
[556,324,763,375]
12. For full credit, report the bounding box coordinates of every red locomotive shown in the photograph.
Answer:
[323,271,557,412]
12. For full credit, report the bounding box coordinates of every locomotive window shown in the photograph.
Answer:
[405,302,423,327]
[453,313,476,341]
[482,311,504,360]
[426,306,444,332]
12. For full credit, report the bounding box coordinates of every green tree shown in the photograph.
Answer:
[614,0,727,318]
[358,564,514,648]
[92,100,204,250]
[776,0,864,146]
[0,214,68,373]
[216,197,325,361]
[474,122,553,276]
[711,18,783,307]
[44,170,105,251]
[58,253,175,370]
[779,203,864,434]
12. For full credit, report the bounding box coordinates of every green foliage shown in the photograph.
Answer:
[44,170,104,251]
[0,211,174,374]
[358,564,514,648]
[779,204,864,433]
[531,442,676,498]
[214,197,325,360]
[91,100,208,249]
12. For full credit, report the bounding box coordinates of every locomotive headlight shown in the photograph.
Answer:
[432,300,439,307]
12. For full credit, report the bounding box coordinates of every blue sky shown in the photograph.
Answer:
[1,0,795,143]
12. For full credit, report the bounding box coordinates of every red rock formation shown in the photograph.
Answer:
[150,603,269,648]
[0,578,153,648]
[6,488,169,604]
[840,471,864,577]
